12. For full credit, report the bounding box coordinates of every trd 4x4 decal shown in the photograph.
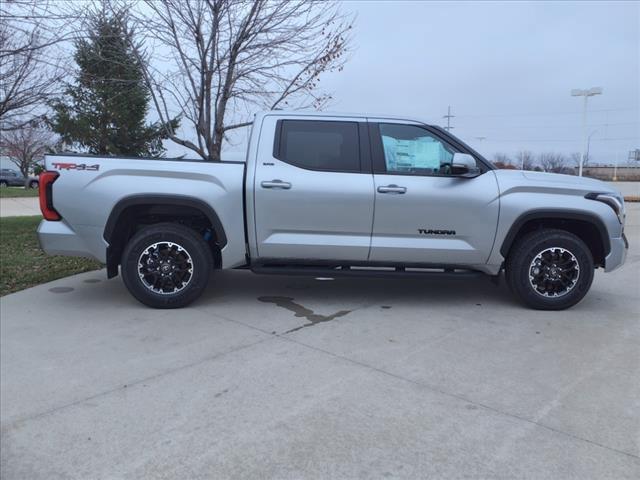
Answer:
[52,162,100,171]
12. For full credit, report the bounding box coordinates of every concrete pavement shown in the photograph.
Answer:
[0,197,40,217]
[611,181,640,198]
[1,207,639,479]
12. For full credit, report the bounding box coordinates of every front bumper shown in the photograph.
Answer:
[604,233,628,272]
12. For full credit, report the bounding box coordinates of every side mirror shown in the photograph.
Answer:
[451,153,481,178]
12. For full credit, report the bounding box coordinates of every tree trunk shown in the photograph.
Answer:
[210,140,222,162]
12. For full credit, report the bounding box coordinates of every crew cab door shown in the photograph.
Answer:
[368,121,499,266]
[252,116,374,261]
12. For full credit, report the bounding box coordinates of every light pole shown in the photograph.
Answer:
[571,87,603,177]
[585,129,598,169]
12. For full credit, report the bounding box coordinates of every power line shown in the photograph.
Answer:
[455,107,638,119]
[479,137,639,143]
[460,121,639,129]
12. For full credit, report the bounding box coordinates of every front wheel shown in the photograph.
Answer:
[29,180,39,189]
[121,223,214,308]
[505,229,594,310]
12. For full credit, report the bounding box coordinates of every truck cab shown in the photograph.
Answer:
[247,113,497,270]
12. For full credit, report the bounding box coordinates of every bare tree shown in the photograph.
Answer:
[0,123,57,183]
[538,152,568,173]
[0,0,75,131]
[515,150,536,170]
[570,152,590,169]
[492,153,515,169]
[0,26,54,131]
[120,0,353,161]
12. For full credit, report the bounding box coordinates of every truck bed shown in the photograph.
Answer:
[38,155,247,268]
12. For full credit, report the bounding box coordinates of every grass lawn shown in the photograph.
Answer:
[0,187,39,198]
[0,216,102,296]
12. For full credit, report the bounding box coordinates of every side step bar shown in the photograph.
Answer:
[251,265,484,279]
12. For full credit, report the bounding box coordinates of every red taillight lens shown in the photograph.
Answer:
[39,171,61,221]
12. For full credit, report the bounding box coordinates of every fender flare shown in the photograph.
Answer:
[104,194,228,247]
[499,209,610,258]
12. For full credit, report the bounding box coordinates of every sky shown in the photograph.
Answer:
[3,0,636,169]
[210,0,639,166]
[333,0,639,165]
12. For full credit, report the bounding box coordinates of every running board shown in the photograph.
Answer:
[251,265,484,279]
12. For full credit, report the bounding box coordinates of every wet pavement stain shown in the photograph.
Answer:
[49,287,74,293]
[214,388,229,398]
[258,296,351,334]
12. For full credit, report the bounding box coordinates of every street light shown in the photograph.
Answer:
[571,87,603,177]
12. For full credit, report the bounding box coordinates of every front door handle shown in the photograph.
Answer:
[377,184,406,194]
[261,179,291,190]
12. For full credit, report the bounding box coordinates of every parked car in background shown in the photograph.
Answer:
[0,169,39,188]
[27,175,39,189]
[0,169,24,187]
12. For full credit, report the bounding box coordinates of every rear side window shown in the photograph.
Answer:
[275,120,360,172]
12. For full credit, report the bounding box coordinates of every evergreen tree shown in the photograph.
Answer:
[51,11,177,156]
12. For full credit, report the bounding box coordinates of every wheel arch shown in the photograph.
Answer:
[104,194,227,278]
[500,210,610,267]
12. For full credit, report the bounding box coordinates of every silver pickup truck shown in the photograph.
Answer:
[37,111,627,310]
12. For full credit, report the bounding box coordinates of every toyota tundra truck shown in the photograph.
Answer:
[37,111,628,310]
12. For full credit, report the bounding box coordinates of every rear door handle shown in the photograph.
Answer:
[261,179,291,190]
[377,184,406,194]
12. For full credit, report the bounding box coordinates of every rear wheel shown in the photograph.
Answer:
[505,228,594,310]
[29,180,39,189]
[0,181,7,188]
[121,223,213,308]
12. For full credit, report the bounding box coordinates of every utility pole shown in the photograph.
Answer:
[443,106,454,131]
[571,87,603,177]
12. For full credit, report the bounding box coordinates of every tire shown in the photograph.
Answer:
[0,181,7,188]
[505,228,594,310]
[29,180,39,189]
[121,222,214,308]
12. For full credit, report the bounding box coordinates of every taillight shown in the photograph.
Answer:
[39,171,61,221]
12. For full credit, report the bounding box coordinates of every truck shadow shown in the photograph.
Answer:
[206,269,517,309]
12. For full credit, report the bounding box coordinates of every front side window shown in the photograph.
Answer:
[276,120,360,172]
[379,123,456,175]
